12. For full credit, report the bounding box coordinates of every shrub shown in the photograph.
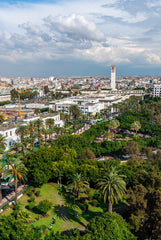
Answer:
[91,199,99,207]
[35,190,40,197]
[79,197,86,204]
[92,192,102,202]
[28,197,35,203]
[27,191,33,197]
[88,195,92,201]
[2,203,9,211]
[81,204,89,212]
[32,188,36,193]
[37,200,52,216]
[85,188,90,194]
[12,203,20,211]
[24,186,33,194]
[28,202,35,210]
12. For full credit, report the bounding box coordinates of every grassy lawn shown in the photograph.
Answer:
[1,183,106,235]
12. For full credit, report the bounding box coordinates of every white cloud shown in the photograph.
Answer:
[0,0,160,72]
[44,14,105,42]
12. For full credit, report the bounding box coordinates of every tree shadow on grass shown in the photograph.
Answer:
[81,210,103,222]
[54,204,86,227]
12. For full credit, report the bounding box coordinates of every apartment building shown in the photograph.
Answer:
[0,113,64,150]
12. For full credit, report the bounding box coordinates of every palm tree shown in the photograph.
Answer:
[12,142,22,159]
[5,159,27,204]
[34,119,43,148]
[41,127,49,147]
[46,118,54,129]
[69,105,82,121]
[0,162,4,202]
[0,134,7,153]
[0,113,4,125]
[15,125,28,152]
[46,118,55,141]
[27,121,36,151]
[97,167,126,212]
[130,121,141,135]
[29,132,37,152]
[68,173,89,198]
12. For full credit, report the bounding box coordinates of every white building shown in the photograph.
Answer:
[0,113,64,150]
[55,98,104,115]
[111,65,116,90]
[152,84,161,97]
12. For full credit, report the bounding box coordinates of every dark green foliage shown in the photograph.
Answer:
[28,202,35,210]
[27,148,56,186]
[24,186,34,194]
[35,190,41,196]
[91,199,99,207]
[85,212,136,240]
[37,200,52,216]
[0,100,11,106]
[28,197,35,203]
[0,215,42,240]
[2,203,9,211]
[27,191,33,197]
[81,204,89,212]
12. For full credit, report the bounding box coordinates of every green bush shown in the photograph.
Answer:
[2,203,9,211]
[81,204,89,212]
[91,199,99,207]
[32,188,36,193]
[79,197,86,204]
[37,200,52,216]
[85,188,90,194]
[35,190,40,197]
[12,203,20,211]
[28,197,35,203]
[88,195,92,201]
[27,191,33,197]
[24,186,33,194]
[28,202,35,210]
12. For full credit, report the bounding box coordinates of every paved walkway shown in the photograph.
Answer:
[0,184,27,210]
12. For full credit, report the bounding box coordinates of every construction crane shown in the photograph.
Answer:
[18,90,30,118]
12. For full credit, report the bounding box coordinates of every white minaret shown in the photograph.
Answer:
[111,65,116,90]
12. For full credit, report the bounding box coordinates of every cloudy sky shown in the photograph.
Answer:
[0,0,161,77]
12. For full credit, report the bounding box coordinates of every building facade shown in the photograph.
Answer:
[152,84,161,97]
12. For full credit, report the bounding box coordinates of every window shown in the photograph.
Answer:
[10,131,12,136]
[6,132,8,137]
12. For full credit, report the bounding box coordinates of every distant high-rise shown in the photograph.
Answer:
[111,65,116,90]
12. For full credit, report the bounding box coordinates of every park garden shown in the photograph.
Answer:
[0,96,161,239]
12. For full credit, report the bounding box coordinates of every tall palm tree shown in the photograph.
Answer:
[34,119,43,148]
[46,118,55,128]
[69,105,82,121]
[67,173,89,198]
[0,162,4,202]
[46,118,55,141]
[0,113,4,125]
[41,127,49,147]
[29,132,37,152]
[15,125,28,152]
[130,121,141,135]
[0,134,7,153]
[12,142,22,159]
[97,167,126,212]
[5,158,27,204]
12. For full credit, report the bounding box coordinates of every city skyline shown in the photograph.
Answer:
[0,0,161,77]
